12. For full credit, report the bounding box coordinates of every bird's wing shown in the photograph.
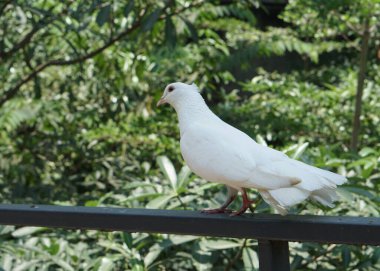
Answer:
[247,143,347,191]
[216,124,304,190]
[181,121,298,189]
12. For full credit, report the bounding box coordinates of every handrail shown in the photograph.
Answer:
[0,204,379,271]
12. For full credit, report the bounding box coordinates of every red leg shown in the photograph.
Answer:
[230,189,256,216]
[201,194,237,214]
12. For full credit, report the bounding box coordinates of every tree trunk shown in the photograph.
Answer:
[350,19,370,151]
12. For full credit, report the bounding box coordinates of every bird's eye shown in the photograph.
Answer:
[168,86,175,92]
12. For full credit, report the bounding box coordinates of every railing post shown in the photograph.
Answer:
[258,239,290,271]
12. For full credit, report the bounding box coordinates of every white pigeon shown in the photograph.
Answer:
[157,82,347,216]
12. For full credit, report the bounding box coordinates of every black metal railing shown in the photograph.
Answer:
[0,204,379,271]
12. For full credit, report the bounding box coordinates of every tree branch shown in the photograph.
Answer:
[0,2,205,107]
[0,9,149,107]
[350,19,371,151]
[0,26,43,60]
[0,2,75,60]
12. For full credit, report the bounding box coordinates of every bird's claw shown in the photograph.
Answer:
[229,212,240,217]
[229,203,256,216]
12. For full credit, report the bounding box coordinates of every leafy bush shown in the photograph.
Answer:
[0,0,379,270]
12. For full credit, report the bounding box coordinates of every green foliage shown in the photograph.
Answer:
[0,0,379,270]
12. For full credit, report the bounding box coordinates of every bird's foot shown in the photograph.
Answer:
[201,208,233,214]
[229,208,248,216]
[230,200,256,216]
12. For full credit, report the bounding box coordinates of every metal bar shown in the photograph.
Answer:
[258,240,290,271]
[0,204,379,245]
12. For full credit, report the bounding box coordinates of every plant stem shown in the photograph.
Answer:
[224,239,247,271]
[176,195,187,210]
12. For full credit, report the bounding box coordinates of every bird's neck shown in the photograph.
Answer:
[172,94,219,137]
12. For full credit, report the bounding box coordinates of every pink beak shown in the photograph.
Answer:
[156,97,166,107]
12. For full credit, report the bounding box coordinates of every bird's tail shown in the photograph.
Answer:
[259,187,310,215]
[260,186,341,215]
[258,159,347,215]
[310,187,339,208]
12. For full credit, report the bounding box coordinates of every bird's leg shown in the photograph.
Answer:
[230,188,256,216]
[201,186,238,214]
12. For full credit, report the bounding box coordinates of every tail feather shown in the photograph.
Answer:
[256,158,347,215]
[268,187,310,207]
[291,160,347,186]
[310,188,339,208]
[257,160,347,192]
[259,190,289,215]
[260,186,341,215]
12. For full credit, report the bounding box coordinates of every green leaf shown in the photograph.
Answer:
[85,200,99,207]
[13,260,39,271]
[0,225,15,235]
[130,259,144,271]
[337,187,354,201]
[2,254,12,271]
[141,9,161,32]
[146,193,176,209]
[144,235,198,266]
[170,235,199,245]
[98,257,114,271]
[47,242,60,255]
[52,258,75,271]
[256,134,267,146]
[201,239,240,250]
[96,4,111,27]
[122,232,133,249]
[372,247,380,264]
[12,227,44,237]
[177,165,192,191]
[144,244,164,267]
[124,0,134,18]
[359,147,376,157]
[157,155,177,190]
[242,247,259,270]
[343,186,376,200]
[291,255,303,269]
[292,142,309,159]
[342,246,351,267]
[165,17,176,48]
[182,17,198,42]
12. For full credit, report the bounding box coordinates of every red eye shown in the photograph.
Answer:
[168,86,175,92]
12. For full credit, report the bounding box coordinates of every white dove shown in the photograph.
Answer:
[157,82,347,216]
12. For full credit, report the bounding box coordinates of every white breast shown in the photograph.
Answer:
[180,123,255,186]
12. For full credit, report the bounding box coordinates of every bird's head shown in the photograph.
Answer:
[157,82,200,107]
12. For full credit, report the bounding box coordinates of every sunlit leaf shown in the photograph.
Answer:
[200,239,240,250]
[98,257,114,271]
[146,193,176,209]
[242,247,259,270]
[12,227,45,237]
[292,142,309,159]
[157,156,177,190]
[177,165,192,191]
[256,135,267,146]
[13,260,40,271]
